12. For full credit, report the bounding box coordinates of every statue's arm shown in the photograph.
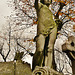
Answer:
[34,0,39,9]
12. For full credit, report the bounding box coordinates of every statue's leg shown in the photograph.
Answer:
[32,34,45,70]
[45,26,57,69]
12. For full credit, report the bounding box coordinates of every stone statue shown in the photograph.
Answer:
[32,0,57,70]
[62,36,75,74]
[32,66,63,75]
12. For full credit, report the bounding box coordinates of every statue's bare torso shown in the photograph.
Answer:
[32,1,57,71]
[36,3,56,36]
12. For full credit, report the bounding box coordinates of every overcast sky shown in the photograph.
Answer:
[0,0,13,31]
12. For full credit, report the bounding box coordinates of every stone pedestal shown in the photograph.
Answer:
[0,61,32,75]
[0,62,14,75]
[15,60,32,75]
[32,66,63,75]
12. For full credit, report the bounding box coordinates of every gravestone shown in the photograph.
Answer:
[0,62,14,75]
[0,52,32,75]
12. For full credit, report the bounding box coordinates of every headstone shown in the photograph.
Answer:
[15,60,32,75]
[0,62,14,75]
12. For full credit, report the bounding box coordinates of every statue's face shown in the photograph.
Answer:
[44,0,51,5]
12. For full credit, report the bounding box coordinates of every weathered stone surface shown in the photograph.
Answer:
[72,60,75,74]
[62,36,75,52]
[15,60,32,75]
[62,36,75,60]
[0,62,14,75]
[62,36,75,75]
[32,66,63,75]
[33,66,48,75]
[0,60,32,75]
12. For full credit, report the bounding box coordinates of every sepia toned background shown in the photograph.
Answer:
[0,0,75,74]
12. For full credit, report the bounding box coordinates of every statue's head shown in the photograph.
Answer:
[40,0,52,5]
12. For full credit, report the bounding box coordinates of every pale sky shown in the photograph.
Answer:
[0,0,33,65]
[0,0,13,31]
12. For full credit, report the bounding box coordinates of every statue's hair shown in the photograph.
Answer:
[40,0,52,4]
[40,0,44,4]
[51,0,52,3]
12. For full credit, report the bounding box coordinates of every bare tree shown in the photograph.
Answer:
[0,0,75,75]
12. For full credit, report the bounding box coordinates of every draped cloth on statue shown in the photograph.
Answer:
[36,3,56,37]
